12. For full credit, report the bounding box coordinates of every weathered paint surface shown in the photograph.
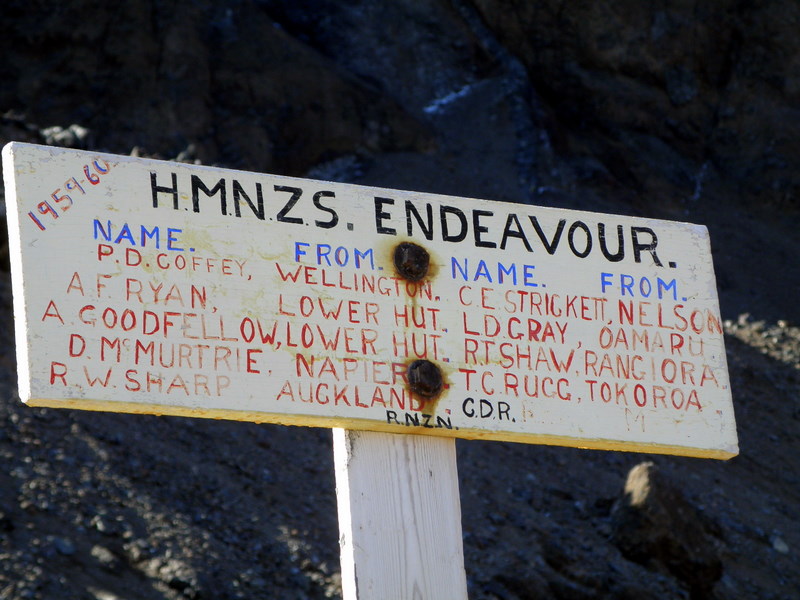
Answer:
[2,142,738,458]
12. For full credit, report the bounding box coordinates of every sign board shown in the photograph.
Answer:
[2,143,738,458]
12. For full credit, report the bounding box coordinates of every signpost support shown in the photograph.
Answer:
[334,429,467,600]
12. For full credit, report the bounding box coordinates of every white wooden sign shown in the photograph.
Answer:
[2,142,738,458]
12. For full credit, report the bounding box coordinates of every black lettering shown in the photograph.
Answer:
[498,401,511,421]
[191,175,227,214]
[375,197,396,235]
[232,180,265,220]
[462,397,475,417]
[568,221,592,258]
[631,227,663,266]
[473,210,496,248]
[440,205,467,242]
[275,185,304,224]
[598,223,625,262]
[480,398,493,418]
[435,415,454,429]
[313,190,338,229]
[530,217,566,254]
[500,213,532,251]
[405,200,434,240]
[151,171,179,209]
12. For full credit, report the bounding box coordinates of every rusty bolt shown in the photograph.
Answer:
[393,242,430,281]
[407,360,443,399]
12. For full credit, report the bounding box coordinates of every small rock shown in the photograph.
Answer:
[175,144,198,164]
[91,544,121,572]
[771,535,789,554]
[0,511,13,532]
[91,515,112,534]
[665,66,698,106]
[88,586,122,600]
[160,558,199,596]
[54,537,76,556]
[40,124,90,148]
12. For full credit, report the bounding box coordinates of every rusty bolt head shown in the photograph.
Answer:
[393,242,430,281]
[407,360,443,399]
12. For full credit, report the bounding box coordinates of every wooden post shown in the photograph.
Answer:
[334,429,468,600]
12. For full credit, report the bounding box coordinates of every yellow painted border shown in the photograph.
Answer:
[26,397,738,460]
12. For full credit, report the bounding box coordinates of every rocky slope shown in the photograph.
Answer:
[1,2,799,599]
